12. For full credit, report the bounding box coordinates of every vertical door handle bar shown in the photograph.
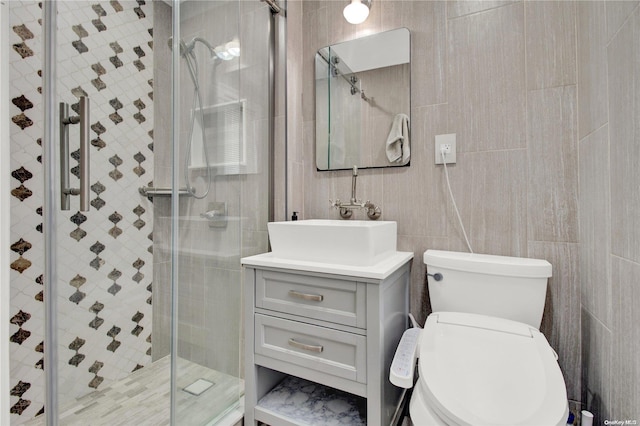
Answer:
[79,96,90,211]
[59,102,72,210]
[60,96,89,211]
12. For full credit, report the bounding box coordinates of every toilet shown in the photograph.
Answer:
[404,250,569,425]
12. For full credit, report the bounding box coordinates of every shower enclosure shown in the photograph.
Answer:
[8,0,278,424]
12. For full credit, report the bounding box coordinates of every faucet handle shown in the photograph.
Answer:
[200,210,221,220]
[364,201,382,220]
[329,198,340,209]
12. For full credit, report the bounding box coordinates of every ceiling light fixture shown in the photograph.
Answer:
[343,0,371,25]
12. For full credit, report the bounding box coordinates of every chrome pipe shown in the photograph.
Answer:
[351,165,358,203]
[268,5,276,222]
[138,186,194,197]
[262,0,282,14]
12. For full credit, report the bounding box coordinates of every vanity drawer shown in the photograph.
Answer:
[255,314,367,383]
[255,270,366,328]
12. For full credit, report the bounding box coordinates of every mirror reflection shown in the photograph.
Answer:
[315,28,411,171]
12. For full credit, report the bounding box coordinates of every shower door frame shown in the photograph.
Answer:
[1,2,12,425]
[169,2,180,424]
[42,2,59,424]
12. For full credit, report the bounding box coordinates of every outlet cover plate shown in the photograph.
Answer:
[435,133,457,164]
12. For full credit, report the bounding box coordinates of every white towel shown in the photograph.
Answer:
[385,113,410,164]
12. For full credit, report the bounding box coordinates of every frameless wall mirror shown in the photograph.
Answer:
[315,27,411,171]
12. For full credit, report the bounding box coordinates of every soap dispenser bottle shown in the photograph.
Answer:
[291,212,298,221]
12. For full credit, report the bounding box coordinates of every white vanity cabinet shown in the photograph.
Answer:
[242,252,412,426]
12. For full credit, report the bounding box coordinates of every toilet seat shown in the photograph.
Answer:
[413,312,568,426]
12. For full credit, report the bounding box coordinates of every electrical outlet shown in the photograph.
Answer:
[435,134,457,164]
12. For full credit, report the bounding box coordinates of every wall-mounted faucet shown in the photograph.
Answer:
[330,166,382,220]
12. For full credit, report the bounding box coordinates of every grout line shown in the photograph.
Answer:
[582,306,613,334]
[605,0,640,47]
[610,253,640,267]
[446,1,521,22]
[577,122,608,144]
[527,83,577,93]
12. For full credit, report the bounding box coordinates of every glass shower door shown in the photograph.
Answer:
[39,0,270,423]
[44,0,161,423]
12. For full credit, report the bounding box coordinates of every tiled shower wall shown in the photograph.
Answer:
[152,0,270,378]
[8,1,154,423]
[287,0,582,406]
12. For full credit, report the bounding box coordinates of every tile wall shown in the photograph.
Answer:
[286,0,582,405]
[578,1,640,422]
[287,0,640,418]
[8,1,154,423]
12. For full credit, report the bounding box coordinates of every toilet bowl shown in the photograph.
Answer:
[409,312,568,426]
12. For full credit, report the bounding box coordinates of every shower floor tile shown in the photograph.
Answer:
[24,356,243,426]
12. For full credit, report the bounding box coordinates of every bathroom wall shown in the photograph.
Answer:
[8,0,154,423]
[152,0,270,377]
[577,1,640,422]
[286,0,582,405]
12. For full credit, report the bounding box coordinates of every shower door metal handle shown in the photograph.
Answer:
[60,96,90,211]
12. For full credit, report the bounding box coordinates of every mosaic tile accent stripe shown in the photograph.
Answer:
[9,1,154,423]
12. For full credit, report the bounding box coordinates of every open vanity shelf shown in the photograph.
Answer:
[256,375,366,425]
[242,251,412,426]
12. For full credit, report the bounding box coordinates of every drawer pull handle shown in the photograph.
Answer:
[288,290,324,302]
[288,339,323,353]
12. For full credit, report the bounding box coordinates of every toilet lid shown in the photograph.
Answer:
[418,312,568,426]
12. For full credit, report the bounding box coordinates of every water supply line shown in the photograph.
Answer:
[441,147,473,253]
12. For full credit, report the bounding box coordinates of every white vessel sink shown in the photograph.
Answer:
[267,220,397,266]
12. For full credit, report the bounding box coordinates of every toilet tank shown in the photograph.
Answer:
[424,250,552,329]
